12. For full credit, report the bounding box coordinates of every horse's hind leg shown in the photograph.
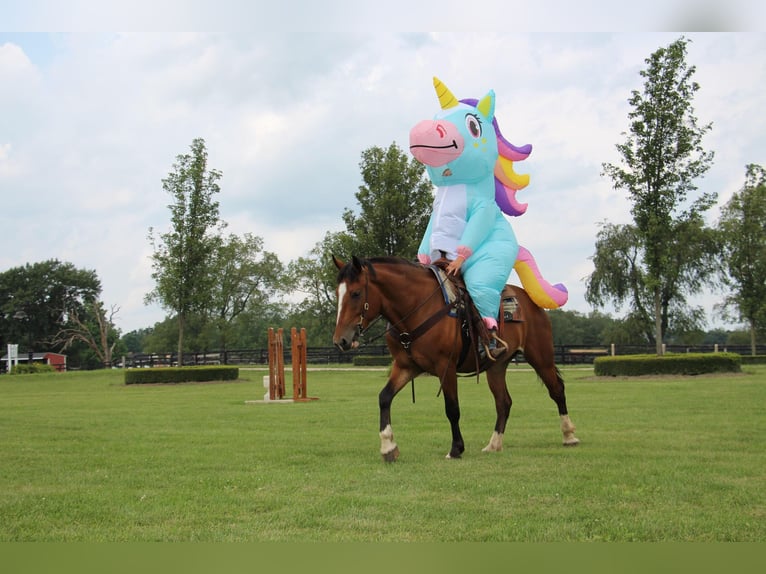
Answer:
[525,346,580,446]
[482,365,512,452]
[550,368,579,446]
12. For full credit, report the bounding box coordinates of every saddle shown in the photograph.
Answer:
[428,258,523,365]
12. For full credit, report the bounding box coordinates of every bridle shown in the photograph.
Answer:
[353,270,379,341]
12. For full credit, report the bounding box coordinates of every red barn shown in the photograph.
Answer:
[2,351,67,372]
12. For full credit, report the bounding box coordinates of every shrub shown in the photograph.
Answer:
[125,366,239,385]
[594,353,741,377]
[739,355,766,365]
[9,363,57,375]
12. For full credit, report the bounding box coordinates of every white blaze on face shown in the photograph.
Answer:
[336,282,347,323]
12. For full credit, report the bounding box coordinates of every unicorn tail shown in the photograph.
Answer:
[513,246,568,309]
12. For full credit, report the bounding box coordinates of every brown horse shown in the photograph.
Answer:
[332,255,579,461]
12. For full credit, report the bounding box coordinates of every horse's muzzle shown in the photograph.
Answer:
[333,332,359,352]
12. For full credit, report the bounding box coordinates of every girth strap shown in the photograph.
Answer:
[387,301,457,354]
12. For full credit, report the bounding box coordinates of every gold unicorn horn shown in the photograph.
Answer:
[433,77,459,110]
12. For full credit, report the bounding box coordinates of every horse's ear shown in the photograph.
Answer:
[332,254,345,270]
[351,255,363,271]
[477,89,495,121]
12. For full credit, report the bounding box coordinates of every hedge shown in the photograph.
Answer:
[8,363,57,375]
[125,366,239,385]
[739,355,766,365]
[593,353,741,377]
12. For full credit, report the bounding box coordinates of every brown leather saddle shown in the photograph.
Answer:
[427,258,523,365]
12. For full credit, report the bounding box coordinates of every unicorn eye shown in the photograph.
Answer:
[465,114,482,138]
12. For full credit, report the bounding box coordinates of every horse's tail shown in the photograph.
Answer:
[514,245,568,309]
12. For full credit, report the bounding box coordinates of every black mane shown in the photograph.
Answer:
[336,256,420,284]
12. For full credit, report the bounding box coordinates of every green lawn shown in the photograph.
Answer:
[1,365,764,541]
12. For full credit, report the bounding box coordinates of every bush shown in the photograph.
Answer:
[593,353,741,377]
[125,366,239,385]
[352,355,392,367]
[9,363,57,375]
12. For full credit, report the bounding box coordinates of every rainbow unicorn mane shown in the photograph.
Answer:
[459,98,532,217]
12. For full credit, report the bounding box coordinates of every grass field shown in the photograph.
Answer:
[1,364,764,542]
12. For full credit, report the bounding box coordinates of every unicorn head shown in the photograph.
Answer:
[409,77,532,216]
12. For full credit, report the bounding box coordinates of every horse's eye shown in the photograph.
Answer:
[351,290,362,299]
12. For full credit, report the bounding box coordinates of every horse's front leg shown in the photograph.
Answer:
[441,367,464,459]
[379,361,420,462]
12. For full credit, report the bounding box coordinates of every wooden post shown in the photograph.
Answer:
[291,327,308,400]
[268,327,285,400]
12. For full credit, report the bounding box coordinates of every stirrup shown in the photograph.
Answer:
[481,332,509,362]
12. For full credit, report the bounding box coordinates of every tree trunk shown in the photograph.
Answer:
[750,318,757,357]
[654,288,663,355]
[177,313,185,366]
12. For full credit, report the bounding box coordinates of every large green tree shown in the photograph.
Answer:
[589,36,716,354]
[716,164,766,355]
[0,260,102,360]
[206,233,283,351]
[146,138,226,360]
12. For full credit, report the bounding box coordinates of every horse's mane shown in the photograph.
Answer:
[336,256,422,283]
[460,97,531,217]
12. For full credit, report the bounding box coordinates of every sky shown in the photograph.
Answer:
[1,3,765,334]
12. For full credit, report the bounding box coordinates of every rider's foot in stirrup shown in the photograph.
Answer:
[488,329,507,358]
[478,330,500,361]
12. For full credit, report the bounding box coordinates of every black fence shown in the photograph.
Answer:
[117,343,765,369]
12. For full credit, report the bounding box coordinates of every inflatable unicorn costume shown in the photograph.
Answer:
[410,77,567,343]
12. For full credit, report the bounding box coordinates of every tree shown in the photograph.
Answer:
[146,137,226,361]
[342,142,434,257]
[120,328,153,354]
[592,36,716,354]
[586,218,717,346]
[206,233,283,351]
[0,260,101,359]
[716,164,766,355]
[585,223,650,338]
[51,300,121,368]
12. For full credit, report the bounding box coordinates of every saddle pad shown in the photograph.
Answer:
[426,265,460,316]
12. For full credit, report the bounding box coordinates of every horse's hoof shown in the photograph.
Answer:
[563,437,580,447]
[382,446,400,462]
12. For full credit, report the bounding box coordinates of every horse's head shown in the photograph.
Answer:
[409,77,533,216]
[332,255,376,351]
